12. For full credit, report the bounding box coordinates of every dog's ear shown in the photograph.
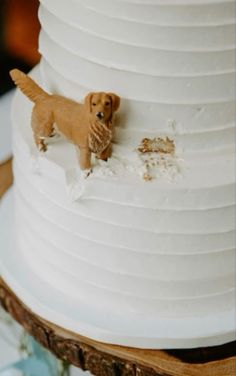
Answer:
[108,93,120,112]
[85,92,94,113]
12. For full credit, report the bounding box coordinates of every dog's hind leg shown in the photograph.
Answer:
[31,105,54,152]
[33,132,47,152]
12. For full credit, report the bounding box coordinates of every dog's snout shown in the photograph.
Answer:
[96,112,104,120]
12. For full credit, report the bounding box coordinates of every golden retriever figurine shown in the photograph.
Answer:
[10,69,120,173]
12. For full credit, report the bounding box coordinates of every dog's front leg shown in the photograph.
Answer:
[77,147,92,176]
[97,143,112,161]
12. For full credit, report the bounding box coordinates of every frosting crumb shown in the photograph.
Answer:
[138,137,175,155]
[137,137,181,182]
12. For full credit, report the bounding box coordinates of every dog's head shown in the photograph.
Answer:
[85,92,120,123]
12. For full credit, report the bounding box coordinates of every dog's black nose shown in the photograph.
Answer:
[96,112,104,119]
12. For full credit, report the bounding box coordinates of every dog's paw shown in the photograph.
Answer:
[38,143,47,152]
[96,154,108,162]
[81,168,92,179]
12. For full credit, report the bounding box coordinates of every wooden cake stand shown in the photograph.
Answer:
[0,158,235,376]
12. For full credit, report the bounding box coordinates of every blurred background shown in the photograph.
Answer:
[0,0,40,162]
[0,0,40,95]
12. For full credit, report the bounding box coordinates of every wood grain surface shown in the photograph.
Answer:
[0,158,235,376]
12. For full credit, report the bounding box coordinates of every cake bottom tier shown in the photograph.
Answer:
[0,189,236,349]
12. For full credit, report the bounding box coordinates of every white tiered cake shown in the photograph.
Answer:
[1,0,236,348]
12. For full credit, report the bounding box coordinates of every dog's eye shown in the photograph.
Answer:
[105,101,110,106]
[92,102,96,106]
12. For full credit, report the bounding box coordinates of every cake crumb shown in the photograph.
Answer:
[143,173,152,181]
[138,137,175,155]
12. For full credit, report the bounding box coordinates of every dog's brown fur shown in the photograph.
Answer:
[10,69,120,171]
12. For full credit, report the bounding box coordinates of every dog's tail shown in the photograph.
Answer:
[9,69,49,103]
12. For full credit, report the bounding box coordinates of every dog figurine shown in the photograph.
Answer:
[10,69,120,173]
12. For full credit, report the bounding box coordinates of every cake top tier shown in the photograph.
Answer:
[38,0,236,154]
